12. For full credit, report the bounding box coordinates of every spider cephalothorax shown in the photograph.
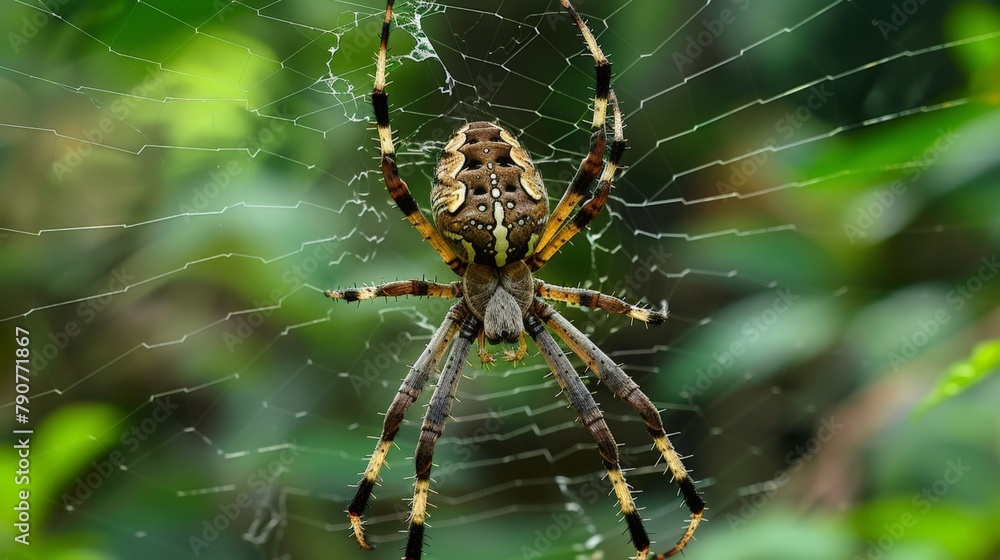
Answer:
[463,261,533,344]
[326,2,705,559]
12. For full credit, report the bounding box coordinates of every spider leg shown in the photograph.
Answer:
[533,299,705,558]
[528,90,625,271]
[476,330,495,365]
[347,300,471,550]
[530,0,616,267]
[538,279,668,325]
[523,312,651,558]
[326,279,461,302]
[503,332,528,363]
[405,311,481,560]
[374,0,465,276]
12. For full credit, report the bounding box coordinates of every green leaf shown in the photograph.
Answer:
[916,338,1000,417]
[0,402,119,557]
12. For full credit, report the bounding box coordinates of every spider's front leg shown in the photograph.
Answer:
[538,281,668,325]
[371,0,466,275]
[528,0,627,272]
[325,279,461,302]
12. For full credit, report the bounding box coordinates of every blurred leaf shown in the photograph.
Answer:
[854,498,997,559]
[947,2,1000,95]
[915,338,1000,416]
[46,548,117,560]
[688,508,852,559]
[0,402,118,556]
[34,403,121,520]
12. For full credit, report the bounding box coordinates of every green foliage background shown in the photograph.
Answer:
[1,1,999,559]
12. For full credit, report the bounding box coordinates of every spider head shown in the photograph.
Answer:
[432,121,548,268]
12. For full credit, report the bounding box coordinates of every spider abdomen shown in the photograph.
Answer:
[432,121,548,267]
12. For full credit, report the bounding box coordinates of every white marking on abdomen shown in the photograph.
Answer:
[492,202,509,267]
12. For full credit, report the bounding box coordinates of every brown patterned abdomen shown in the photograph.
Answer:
[431,122,548,267]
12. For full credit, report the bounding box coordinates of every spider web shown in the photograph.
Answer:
[2,1,999,560]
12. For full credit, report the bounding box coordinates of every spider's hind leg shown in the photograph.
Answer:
[523,312,654,558]
[404,311,481,560]
[346,301,469,550]
[533,299,705,558]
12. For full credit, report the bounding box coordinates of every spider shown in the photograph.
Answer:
[326,1,705,558]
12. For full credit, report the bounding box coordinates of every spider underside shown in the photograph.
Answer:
[326,1,705,558]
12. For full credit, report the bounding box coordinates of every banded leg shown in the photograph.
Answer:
[405,311,481,560]
[523,313,652,559]
[538,279,668,325]
[347,301,471,549]
[533,299,704,558]
[531,0,614,260]
[373,0,465,275]
[326,279,461,302]
[528,91,625,271]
